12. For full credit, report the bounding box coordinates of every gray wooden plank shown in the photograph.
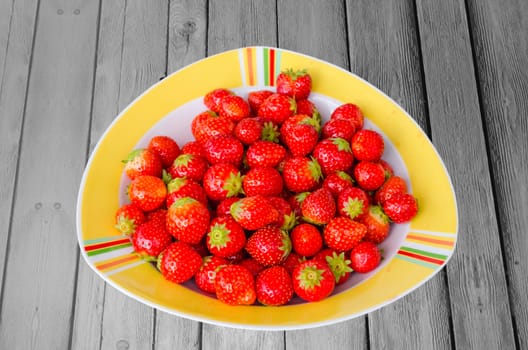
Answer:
[415,0,516,348]
[465,0,528,348]
[0,0,100,349]
[345,1,453,349]
[0,0,38,305]
[202,327,284,350]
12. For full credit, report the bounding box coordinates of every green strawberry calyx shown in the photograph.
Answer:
[114,215,137,236]
[297,265,325,290]
[208,223,232,249]
[325,252,353,283]
[308,157,323,182]
[281,212,297,231]
[167,177,187,193]
[223,171,243,198]
[370,205,389,224]
[288,97,297,114]
[261,122,280,143]
[331,137,352,152]
[344,198,365,220]
[171,196,199,209]
[122,148,144,164]
[173,153,193,168]
[283,68,308,81]
[279,230,292,261]
[336,170,353,183]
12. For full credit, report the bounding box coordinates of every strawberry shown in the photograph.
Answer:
[276,68,312,100]
[145,208,167,228]
[245,141,286,168]
[301,188,336,225]
[351,129,384,161]
[180,140,206,158]
[281,251,304,274]
[248,90,274,114]
[267,196,296,231]
[191,111,235,145]
[123,148,163,180]
[206,216,246,258]
[353,161,386,191]
[282,156,323,193]
[194,255,229,293]
[374,175,407,204]
[114,203,146,235]
[131,221,173,260]
[337,186,370,220]
[166,197,210,244]
[257,93,296,125]
[382,192,418,223]
[330,103,364,131]
[295,99,320,123]
[360,205,390,244]
[245,226,292,266]
[349,241,381,273]
[166,177,208,207]
[256,266,294,306]
[290,223,323,257]
[215,265,256,305]
[230,195,279,231]
[202,163,243,202]
[203,88,234,113]
[312,137,354,176]
[223,250,247,264]
[239,257,266,277]
[157,241,202,284]
[322,171,354,198]
[321,118,356,140]
[168,153,208,183]
[219,95,250,122]
[288,192,310,217]
[292,260,335,302]
[242,167,283,197]
[147,135,181,168]
[280,114,320,157]
[323,217,367,252]
[215,197,241,217]
[128,175,167,212]
[313,249,353,285]
[203,134,244,166]
[379,159,394,179]
[234,117,263,145]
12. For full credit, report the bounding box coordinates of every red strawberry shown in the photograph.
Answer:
[202,163,243,202]
[323,217,367,252]
[267,196,296,231]
[349,241,382,273]
[281,251,304,274]
[245,226,292,266]
[301,188,336,225]
[257,93,296,124]
[276,68,312,100]
[114,203,146,235]
[203,88,234,113]
[203,134,244,166]
[239,257,266,277]
[166,197,210,244]
[166,177,208,207]
[256,266,294,306]
[337,186,370,220]
[132,221,173,260]
[242,167,283,197]
[224,250,247,264]
[282,156,323,193]
[245,141,286,168]
[146,208,167,228]
[374,175,408,204]
[296,99,320,123]
[382,192,418,223]
[292,260,335,302]
[288,192,310,217]
[379,159,394,179]
[128,175,167,212]
[321,118,356,140]
[353,161,386,191]
[234,117,263,145]
[330,103,364,131]
[123,148,163,180]
[360,205,390,244]
[194,255,229,293]
[248,90,274,113]
[322,171,354,198]
[180,141,206,158]
[168,153,208,183]
[280,114,320,157]
[290,223,323,257]
[312,137,354,176]
[147,135,181,168]
[351,129,385,161]
[313,249,353,285]
[215,197,241,217]
[191,111,235,145]
[219,95,250,122]
[215,265,256,305]
[157,241,202,284]
[206,216,246,258]
[230,195,279,231]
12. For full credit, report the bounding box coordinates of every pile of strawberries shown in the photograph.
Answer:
[114,68,418,306]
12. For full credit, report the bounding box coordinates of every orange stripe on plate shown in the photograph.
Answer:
[247,48,255,86]
[406,234,455,247]
[96,254,138,271]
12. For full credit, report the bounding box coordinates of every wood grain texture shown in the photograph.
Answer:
[0,0,38,304]
[202,326,284,350]
[0,0,99,349]
[416,0,516,348]
[465,0,528,348]
[287,321,367,350]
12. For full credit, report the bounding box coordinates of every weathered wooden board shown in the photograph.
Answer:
[416,0,515,348]
[0,0,99,349]
[465,0,528,348]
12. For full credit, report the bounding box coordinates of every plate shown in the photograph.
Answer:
[76,47,458,330]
